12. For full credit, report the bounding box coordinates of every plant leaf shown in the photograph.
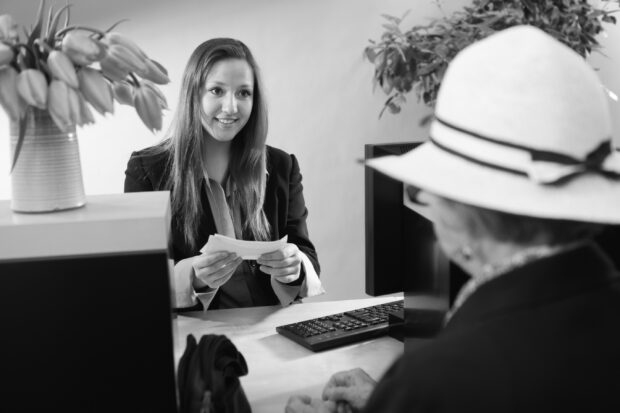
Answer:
[45,4,54,40]
[27,0,46,49]
[46,4,72,45]
[63,1,71,29]
[10,109,30,173]
[104,18,130,33]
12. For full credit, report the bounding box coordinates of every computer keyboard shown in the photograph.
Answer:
[276,299,404,351]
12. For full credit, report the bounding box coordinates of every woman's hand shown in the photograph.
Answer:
[257,243,302,284]
[191,252,242,289]
[321,368,377,411]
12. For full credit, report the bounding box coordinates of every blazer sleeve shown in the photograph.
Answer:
[124,152,155,192]
[287,154,320,275]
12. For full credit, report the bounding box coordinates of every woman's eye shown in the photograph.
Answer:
[238,89,252,98]
[209,87,223,96]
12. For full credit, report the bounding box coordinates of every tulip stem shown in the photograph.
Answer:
[129,72,141,87]
[13,43,36,69]
[34,38,52,54]
[55,25,106,38]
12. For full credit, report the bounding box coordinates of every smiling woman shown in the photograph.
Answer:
[123,38,324,312]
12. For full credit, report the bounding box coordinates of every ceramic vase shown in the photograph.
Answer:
[9,108,86,212]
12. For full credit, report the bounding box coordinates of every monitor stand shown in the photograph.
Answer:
[389,264,469,346]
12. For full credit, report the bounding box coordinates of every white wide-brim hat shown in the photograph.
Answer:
[368,25,620,224]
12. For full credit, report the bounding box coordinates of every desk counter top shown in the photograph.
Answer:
[173,295,404,413]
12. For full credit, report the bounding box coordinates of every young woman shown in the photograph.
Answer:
[125,38,323,310]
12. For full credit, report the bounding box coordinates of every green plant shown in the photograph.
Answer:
[365,0,619,118]
[0,0,170,170]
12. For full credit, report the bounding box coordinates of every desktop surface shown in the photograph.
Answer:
[173,296,408,413]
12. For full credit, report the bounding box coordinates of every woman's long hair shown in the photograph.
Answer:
[151,38,270,249]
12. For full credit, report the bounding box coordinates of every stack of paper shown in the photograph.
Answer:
[200,234,288,260]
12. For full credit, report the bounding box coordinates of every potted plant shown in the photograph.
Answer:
[0,0,169,212]
[365,0,619,118]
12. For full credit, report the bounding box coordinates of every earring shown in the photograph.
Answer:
[457,245,473,261]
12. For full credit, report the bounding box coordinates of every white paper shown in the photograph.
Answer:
[199,234,288,259]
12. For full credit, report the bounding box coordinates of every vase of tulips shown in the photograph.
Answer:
[0,1,169,212]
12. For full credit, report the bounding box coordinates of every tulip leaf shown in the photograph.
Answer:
[104,19,130,34]
[64,2,71,29]
[10,110,29,173]
[45,5,54,41]
[47,5,72,45]
[27,0,46,50]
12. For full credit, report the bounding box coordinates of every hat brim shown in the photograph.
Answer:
[367,141,620,225]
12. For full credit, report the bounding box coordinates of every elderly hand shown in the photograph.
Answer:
[285,395,338,413]
[257,243,302,284]
[321,368,377,411]
[191,251,242,289]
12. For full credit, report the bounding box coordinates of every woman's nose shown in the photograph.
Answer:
[221,93,237,113]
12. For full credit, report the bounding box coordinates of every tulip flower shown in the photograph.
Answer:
[112,81,134,106]
[47,79,75,132]
[102,32,147,59]
[0,15,19,43]
[77,67,114,115]
[99,56,131,82]
[0,66,21,120]
[76,91,95,126]
[100,43,147,75]
[140,58,170,85]
[47,50,79,89]
[17,69,47,109]
[142,79,168,109]
[67,85,82,125]
[134,85,163,132]
[61,30,106,66]
[0,43,14,67]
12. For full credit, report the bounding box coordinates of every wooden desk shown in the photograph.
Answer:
[173,295,404,413]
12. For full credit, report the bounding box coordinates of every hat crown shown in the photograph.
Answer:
[432,25,612,159]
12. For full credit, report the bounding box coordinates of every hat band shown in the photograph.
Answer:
[431,116,620,184]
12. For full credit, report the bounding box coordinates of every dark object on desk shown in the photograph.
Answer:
[595,224,620,270]
[365,142,468,344]
[276,299,404,351]
[178,334,251,413]
[387,307,446,342]
[1,252,177,412]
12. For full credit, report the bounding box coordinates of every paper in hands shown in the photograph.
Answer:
[200,234,288,260]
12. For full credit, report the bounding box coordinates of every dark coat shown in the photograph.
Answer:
[124,145,320,309]
[363,244,620,412]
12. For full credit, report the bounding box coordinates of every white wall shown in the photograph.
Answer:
[2,0,619,301]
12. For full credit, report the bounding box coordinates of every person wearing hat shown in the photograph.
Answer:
[285,25,620,413]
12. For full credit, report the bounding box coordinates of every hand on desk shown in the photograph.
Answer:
[257,243,302,284]
[322,368,376,411]
[286,368,377,413]
[192,252,242,289]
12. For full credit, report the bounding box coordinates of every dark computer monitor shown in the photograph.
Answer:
[1,193,178,413]
[595,225,620,270]
[365,142,469,337]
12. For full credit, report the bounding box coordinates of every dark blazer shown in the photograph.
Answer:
[124,145,320,309]
[363,244,620,412]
